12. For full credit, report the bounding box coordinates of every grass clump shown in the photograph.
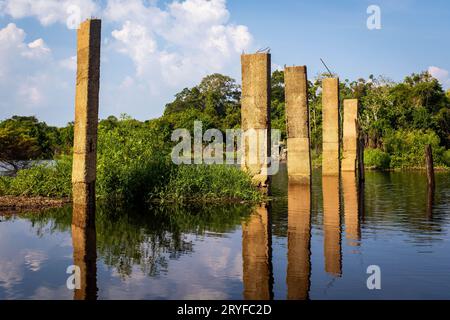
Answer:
[160,164,262,203]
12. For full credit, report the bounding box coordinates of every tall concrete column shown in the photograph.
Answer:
[242,204,273,300]
[342,99,359,172]
[287,183,311,300]
[241,53,271,189]
[285,66,311,184]
[342,172,360,247]
[322,78,340,175]
[71,19,101,228]
[322,176,342,276]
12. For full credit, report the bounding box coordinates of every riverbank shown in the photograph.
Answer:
[0,196,69,214]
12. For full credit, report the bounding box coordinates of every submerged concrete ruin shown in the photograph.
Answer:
[71,19,101,228]
[342,99,359,172]
[322,78,341,176]
[285,66,311,184]
[241,52,271,189]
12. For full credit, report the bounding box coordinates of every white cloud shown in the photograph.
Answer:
[59,55,77,71]
[0,23,51,80]
[428,66,450,89]
[23,38,51,58]
[100,0,253,120]
[0,0,254,123]
[0,0,99,26]
[107,0,253,88]
[0,23,74,121]
[111,20,158,76]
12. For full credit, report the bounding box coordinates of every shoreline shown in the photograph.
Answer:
[0,196,70,215]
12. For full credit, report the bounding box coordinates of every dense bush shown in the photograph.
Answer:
[364,149,391,169]
[443,149,450,167]
[0,156,72,197]
[96,117,173,203]
[383,129,446,168]
[160,164,262,203]
[1,118,263,203]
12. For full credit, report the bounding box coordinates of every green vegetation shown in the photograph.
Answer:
[1,71,449,202]
[0,155,72,197]
[364,149,391,170]
[0,116,262,203]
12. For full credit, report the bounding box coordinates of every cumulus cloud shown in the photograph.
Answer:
[106,0,253,87]
[0,23,75,122]
[0,23,52,96]
[0,0,98,26]
[0,23,51,79]
[0,0,254,123]
[428,66,450,89]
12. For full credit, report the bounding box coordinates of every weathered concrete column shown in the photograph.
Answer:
[72,221,97,300]
[71,19,101,228]
[342,99,359,172]
[287,183,311,300]
[322,176,341,276]
[285,66,311,184]
[322,78,340,175]
[342,172,360,247]
[241,53,271,189]
[242,204,273,300]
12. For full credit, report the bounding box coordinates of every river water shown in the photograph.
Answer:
[0,166,449,299]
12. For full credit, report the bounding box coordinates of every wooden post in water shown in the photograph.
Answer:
[425,144,435,189]
[425,144,435,218]
[358,133,365,183]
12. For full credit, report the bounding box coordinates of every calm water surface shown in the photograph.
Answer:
[1,166,449,299]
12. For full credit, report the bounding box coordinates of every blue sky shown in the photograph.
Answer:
[1,0,449,126]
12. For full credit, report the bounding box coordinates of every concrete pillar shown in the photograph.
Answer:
[287,183,311,300]
[71,19,101,226]
[342,99,359,172]
[242,204,273,300]
[285,66,311,184]
[72,221,97,300]
[322,176,341,276]
[322,78,340,175]
[342,172,360,247]
[241,53,271,189]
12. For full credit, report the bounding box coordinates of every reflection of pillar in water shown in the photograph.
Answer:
[72,218,97,300]
[287,183,311,300]
[322,176,342,276]
[242,204,273,300]
[427,184,434,219]
[342,172,361,247]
